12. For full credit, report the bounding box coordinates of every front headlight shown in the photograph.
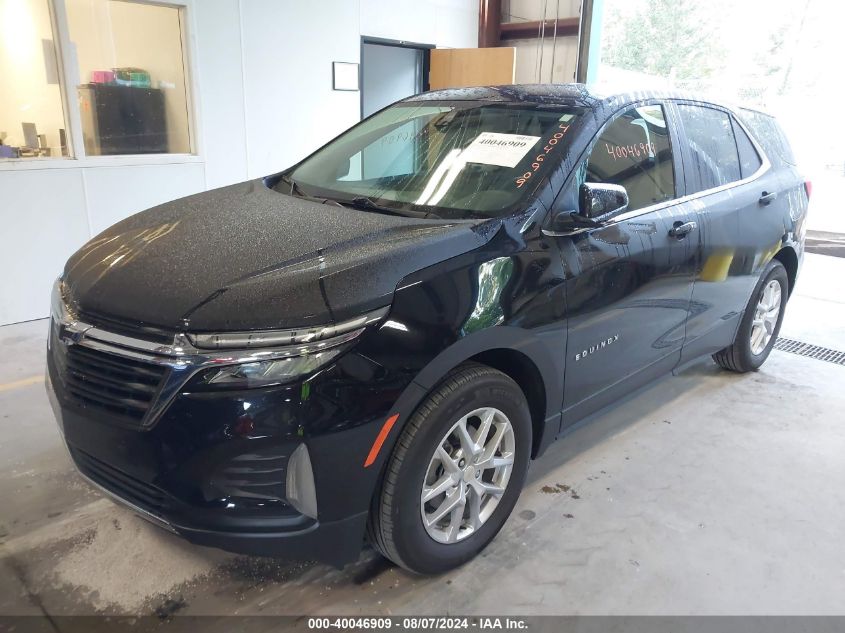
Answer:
[51,277,71,323]
[188,307,390,389]
[196,347,346,389]
[187,307,389,350]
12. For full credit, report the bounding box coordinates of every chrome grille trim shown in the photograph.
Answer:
[50,279,390,427]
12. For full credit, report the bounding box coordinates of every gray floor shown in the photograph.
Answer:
[1,253,844,617]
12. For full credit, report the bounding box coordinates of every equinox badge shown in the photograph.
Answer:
[575,334,620,361]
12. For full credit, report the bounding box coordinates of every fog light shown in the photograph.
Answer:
[286,444,318,519]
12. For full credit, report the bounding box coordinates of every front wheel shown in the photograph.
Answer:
[368,363,531,574]
[713,259,788,372]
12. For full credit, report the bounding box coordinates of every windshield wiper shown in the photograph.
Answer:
[345,196,439,219]
[278,173,304,196]
[280,174,438,218]
[280,174,346,208]
[348,196,400,214]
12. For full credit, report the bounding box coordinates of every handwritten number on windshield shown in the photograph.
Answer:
[515,124,571,189]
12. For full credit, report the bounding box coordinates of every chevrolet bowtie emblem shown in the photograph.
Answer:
[575,334,620,361]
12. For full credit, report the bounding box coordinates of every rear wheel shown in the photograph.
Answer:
[713,260,788,372]
[368,363,531,574]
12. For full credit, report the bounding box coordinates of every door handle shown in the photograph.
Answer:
[669,220,697,238]
[759,191,777,205]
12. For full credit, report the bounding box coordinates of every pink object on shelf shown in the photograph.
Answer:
[91,70,115,84]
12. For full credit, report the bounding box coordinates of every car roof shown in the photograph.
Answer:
[405,82,748,115]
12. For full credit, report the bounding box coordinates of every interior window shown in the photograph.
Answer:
[732,118,763,178]
[579,104,675,212]
[677,105,741,192]
[0,0,68,159]
[66,0,191,155]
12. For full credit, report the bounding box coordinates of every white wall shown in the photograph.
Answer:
[239,0,361,178]
[192,0,247,189]
[361,0,478,48]
[0,0,478,326]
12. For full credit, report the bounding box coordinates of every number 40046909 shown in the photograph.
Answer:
[514,123,571,189]
[606,141,656,161]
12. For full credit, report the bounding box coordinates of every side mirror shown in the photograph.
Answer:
[541,182,630,237]
[579,182,629,221]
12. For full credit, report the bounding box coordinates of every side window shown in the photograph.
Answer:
[740,109,796,166]
[677,105,741,193]
[732,118,763,179]
[581,104,675,212]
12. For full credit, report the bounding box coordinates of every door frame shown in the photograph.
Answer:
[359,36,435,120]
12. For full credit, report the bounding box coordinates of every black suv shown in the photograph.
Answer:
[47,85,808,574]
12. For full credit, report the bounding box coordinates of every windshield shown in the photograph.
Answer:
[281,101,582,219]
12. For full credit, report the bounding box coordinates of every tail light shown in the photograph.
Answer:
[804,180,812,199]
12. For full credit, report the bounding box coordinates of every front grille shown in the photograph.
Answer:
[71,447,169,516]
[64,344,169,424]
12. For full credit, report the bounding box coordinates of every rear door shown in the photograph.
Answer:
[551,102,698,426]
[672,103,778,363]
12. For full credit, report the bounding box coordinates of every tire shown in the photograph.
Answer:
[368,363,532,574]
[713,260,788,372]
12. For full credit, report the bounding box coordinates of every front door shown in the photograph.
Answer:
[551,103,699,427]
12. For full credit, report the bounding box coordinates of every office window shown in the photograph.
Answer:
[677,105,741,193]
[0,0,69,159]
[66,0,191,155]
[581,104,675,212]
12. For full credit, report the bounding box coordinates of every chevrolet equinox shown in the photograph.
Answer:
[47,85,808,574]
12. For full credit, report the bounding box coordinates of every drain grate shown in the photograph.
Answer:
[774,338,845,366]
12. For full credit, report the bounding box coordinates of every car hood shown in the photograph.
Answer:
[63,179,495,333]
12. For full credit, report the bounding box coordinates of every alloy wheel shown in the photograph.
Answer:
[420,407,515,544]
[750,279,782,355]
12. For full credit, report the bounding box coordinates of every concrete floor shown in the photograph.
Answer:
[1,253,844,617]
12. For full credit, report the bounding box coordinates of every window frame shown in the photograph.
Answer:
[670,99,770,200]
[549,98,686,225]
[731,115,763,179]
[0,0,200,171]
[674,102,743,194]
[548,98,773,232]
[582,102,680,213]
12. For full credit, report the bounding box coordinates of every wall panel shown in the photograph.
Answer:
[0,169,88,324]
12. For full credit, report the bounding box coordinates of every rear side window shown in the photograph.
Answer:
[677,105,741,193]
[732,118,763,178]
[579,104,675,212]
[740,109,797,166]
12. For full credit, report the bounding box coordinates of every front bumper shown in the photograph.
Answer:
[70,436,369,564]
[46,321,407,567]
